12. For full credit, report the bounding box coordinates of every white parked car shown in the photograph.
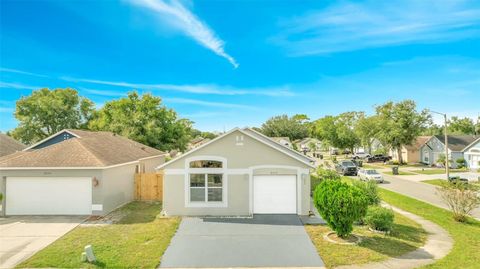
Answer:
[358,169,384,183]
[353,152,371,159]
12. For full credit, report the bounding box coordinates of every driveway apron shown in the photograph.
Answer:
[0,216,84,269]
[160,214,325,268]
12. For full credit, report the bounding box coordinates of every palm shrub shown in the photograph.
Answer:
[314,180,369,238]
[455,158,466,169]
[365,206,395,232]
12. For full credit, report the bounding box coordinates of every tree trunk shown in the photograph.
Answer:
[397,147,403,164]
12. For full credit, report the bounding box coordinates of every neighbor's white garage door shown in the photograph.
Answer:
[253,175,297,214]
[6,177,92,215]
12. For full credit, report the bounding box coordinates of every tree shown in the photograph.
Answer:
[88,91,192,151]
[312,116,337,146]
[260,114,309,140]
[11,88,94,144]
[375,100,430,164]
[355,115,381,153]
[422,123,443,136]
[448,116,476,135]
[312,113,361,153]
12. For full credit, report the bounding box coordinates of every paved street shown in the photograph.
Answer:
[378,174,480,219]
[0,216,84,269]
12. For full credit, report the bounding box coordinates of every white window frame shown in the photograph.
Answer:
[184,156,228,208]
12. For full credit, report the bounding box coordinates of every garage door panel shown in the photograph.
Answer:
[253,175,297,214]
[6,177,92,215]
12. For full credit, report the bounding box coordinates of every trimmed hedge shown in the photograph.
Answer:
[313,180,369,237]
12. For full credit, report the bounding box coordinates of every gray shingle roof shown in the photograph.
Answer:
[434,135,480,151]
[0,130,163,168]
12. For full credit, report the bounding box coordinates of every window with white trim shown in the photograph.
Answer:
[189,173,223,202]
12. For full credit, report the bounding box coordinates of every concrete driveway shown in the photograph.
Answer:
[160,214,325,268]
[0,216,85,269]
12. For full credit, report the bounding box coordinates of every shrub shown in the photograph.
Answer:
[332,156,337,163]
[310,174,322,193]
[317,167,341,181]
[456,158,466,169]
[365,206,395,232]
[313,180,369,238]
[437,182,480,222]
[352,180,380,206]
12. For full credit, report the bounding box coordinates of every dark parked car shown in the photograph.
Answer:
[367,154,392,163]
[335,160,358,176]
[448,176,469,184]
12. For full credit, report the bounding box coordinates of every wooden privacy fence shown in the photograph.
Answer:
[134,173,163,201]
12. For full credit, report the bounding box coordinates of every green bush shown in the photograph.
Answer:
[365,206,395,232]
[352,180,380,206]
[332,156,337,163]
[317,167,341,180]
[456,158,466,169]
[313,180,369,238]
[311,174,322,193]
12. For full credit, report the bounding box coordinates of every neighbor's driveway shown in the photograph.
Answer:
[160,214,325,268]
[0,216,85,269]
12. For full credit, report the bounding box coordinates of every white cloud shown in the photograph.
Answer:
[62,76,294,96]
[163,97,256,109]
[0,81,44,90]
[130,0,238,68]
[80,88,127,97]
[273,0,480,55]
[0,67,49,78]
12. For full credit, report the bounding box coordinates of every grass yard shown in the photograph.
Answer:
[379,188,480,269]
[412,168,468,175]
[421,179,448,187]
[383,170,416,176]
[18,202,180,269]
[305,212,427,268]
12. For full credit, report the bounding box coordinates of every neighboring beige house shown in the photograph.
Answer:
[295,137,322,151]
[188,137,211,150]
[0,133,26,157]
[0,129,165,216]
[390,136,430,163]
[158,128,315,216]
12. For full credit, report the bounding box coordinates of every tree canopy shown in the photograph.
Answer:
[11,88,94,144]
[260,114,309,140]
[88,91,192,151]
[448,116,476,135]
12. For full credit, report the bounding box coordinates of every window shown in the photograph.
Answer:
[189,174,223,202]
[189,160,223,168]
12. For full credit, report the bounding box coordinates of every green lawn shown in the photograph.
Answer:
[383,171,416,176]
[18,202,180,269]
[421,179,448,187]
[306,212,427,268]
[412,168,468,175]
[379,189,480,269]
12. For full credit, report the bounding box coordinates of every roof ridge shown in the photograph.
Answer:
[74,138,108,166]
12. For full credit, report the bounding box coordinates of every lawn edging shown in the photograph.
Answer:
[379,189,480,269]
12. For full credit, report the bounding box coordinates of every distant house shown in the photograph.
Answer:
[0,129,165,216]
[295,137,322,152]
[271,137,292,148]
[357,138,384,154]
[420,135,480,168]
[0,133,26,157]
[188,137,211,150]
[390,136,430,163]
[463,138,480,170]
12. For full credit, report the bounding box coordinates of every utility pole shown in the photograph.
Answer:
[430,110,449,179]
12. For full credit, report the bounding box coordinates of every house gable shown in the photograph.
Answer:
[160,129,314,170]
[26,130,79,150]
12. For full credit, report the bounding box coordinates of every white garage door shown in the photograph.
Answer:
[253,175,297,214]
[6,177,92,215]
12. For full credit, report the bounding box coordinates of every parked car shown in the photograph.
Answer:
[367,154,392,163]
[448,176,469,184]
[358,169,384,183]
[342,149,351,154]
[330,149,339,155]
[335,160,358,176]
[352,152,371,159]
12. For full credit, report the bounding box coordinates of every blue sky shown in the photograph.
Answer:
[1,0,479,132]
